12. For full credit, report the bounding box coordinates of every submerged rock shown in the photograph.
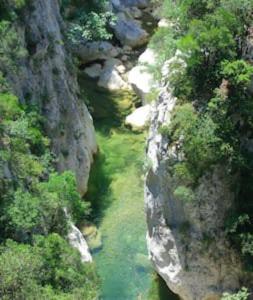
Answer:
[125,104,151,130]
[82,224,103,252]
[134,253,151,272]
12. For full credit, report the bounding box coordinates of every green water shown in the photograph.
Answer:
[79,75,178,300]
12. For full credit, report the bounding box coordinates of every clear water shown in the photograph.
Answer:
[79,75,179,300]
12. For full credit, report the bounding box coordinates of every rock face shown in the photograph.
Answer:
[145,88,251,299]
[8,0,97,195]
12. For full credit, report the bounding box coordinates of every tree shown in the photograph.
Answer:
[0,240,43,300]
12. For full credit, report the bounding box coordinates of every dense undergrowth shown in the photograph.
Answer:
[151,0,253,290]
[0,1,100,299]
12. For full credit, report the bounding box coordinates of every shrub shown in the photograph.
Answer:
[173,185,195,202]
[222,287,250,300]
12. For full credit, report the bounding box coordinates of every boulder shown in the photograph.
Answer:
[128,65,154,100]
[138,48,156,64]
[98,58,129,90]
[125,104,151,130]
[128,48,157,102]
[158,18,170,28]
[84,64,102,78]
[72,41,120,64]
[112,13,149,48]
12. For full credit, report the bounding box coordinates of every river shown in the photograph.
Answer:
[79,75,178,300]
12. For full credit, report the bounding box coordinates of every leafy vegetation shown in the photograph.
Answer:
[63,0,116,43]
[0,3,99,298]
[0,88,99,298]
[154,0,253,276]
[222,288,250,300]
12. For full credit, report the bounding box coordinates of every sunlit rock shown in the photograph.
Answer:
[98,58,129,90]
[125,104,151,130]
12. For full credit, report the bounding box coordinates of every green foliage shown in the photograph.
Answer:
[0,88,98,297]
[173,186,195,202]
[169,103,197,140]
[7,171,90,237]
[65,0,116,43]
[0,240,43,300]
[156,0,253,273]
[221,60,253,87]
[222,287,250,300]
[68,11,116,43]
[0,237,99,300]
[34,234,99,296]
[0,21,27,72]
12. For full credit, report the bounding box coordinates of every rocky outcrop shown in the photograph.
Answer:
[68,223,92,262]
[145,87,251,299]
[8,0,97,195]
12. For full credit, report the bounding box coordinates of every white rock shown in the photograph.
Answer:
[128,65,156,101]
[158,18,170,28]
[125,104,151,130]
[84,64,102,78]
[138,48,156,65]
[116,64,126,74]
[68,223,92,262]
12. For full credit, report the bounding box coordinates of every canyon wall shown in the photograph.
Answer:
[145,87,252,299]
[7,0,97,195]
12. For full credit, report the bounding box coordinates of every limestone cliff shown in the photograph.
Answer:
[7,0,97,195]
[145,87,252,299]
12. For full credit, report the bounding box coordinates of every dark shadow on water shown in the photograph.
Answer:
[148,273,180,300]
[79,73,142,224]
